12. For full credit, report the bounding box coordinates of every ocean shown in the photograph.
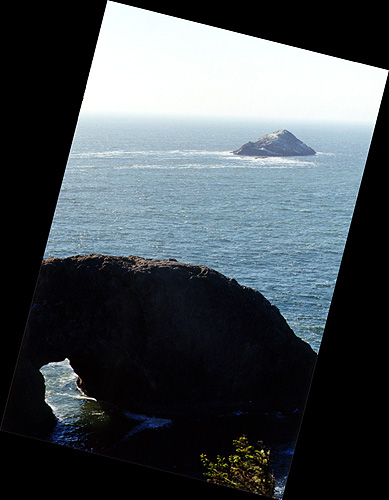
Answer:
[40,113,371,497]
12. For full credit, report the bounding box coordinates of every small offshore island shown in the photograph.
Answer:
[232,129,316,157]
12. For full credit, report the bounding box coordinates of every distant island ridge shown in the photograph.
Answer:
[232,129,316,157]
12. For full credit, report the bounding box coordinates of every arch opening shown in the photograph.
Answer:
[38,359,116,447]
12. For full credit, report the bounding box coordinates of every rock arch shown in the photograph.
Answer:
[2,255,317,436]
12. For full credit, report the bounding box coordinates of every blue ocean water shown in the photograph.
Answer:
[45,114,370,351]
[41,113,372,496]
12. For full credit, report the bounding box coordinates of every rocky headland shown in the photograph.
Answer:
[232,129,316,157]
[3,255,317,436]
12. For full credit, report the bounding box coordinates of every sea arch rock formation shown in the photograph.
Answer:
[3,255,317,435]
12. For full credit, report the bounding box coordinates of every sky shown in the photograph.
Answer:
[81,1,388,124]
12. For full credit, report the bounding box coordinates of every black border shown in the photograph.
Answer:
[2,2,387,498]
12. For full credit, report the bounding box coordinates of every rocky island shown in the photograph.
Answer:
[232,129,316,157]
[3,255,317,436]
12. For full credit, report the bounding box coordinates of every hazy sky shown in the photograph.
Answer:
[81,2,388,124]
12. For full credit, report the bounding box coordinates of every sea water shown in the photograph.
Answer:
[39,114,372,496]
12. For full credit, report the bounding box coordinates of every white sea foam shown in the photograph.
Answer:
[122,411,172,438]
[70,149,232,159]
[274,476,288,499]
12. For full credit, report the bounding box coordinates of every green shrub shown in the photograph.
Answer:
[200,435,275,497]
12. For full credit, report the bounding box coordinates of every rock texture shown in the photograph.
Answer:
[232,129,316,157]
[3,255,317,434]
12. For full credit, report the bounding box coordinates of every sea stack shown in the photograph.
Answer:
[232,129,316,157]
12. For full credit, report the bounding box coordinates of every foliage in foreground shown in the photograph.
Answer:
[200,435,275,497]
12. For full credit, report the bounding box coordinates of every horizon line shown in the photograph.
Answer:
[77,110,376,127]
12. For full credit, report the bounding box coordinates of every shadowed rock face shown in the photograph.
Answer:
[232,129,316,157]
[3,255,317,434]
